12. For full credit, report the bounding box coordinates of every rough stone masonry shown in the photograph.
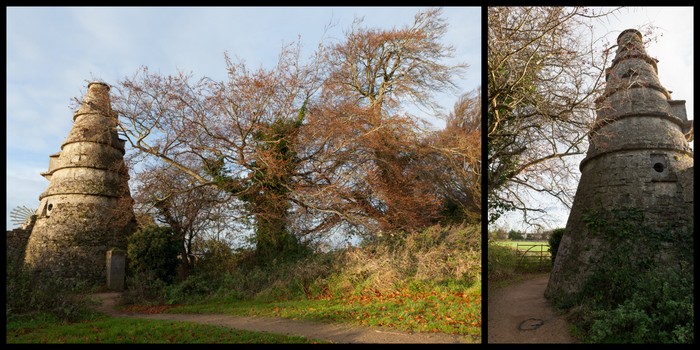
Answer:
[23,82,137,287]
[545,29,694,301]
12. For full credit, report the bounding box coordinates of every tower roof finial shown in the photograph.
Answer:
[76,81,112,116]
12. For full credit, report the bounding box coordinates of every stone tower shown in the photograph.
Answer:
[545,29,694,301]
[24,82,136,286]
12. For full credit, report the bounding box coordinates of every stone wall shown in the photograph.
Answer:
[24,201,135,284]
[6,215,35,269]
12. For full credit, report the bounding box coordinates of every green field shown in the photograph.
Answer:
[488,240,552,291]
[490,240,548,249]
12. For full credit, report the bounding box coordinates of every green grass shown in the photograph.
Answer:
[165,281,481,339]
[8,224,481,343]
[7,280,481,343]
[491,240,548,249]
[6,313,327,344]
[488,240,552,293]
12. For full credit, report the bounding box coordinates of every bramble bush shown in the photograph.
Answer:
[121,224,481,306]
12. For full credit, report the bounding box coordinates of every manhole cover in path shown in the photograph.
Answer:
[518,318,544,331]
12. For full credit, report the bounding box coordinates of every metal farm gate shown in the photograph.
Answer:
[515,243,550,269]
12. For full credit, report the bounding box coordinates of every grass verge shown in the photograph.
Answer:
[6,312,327,344]
[164,280,481,339]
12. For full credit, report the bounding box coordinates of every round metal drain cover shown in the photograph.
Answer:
[518,318,544,331]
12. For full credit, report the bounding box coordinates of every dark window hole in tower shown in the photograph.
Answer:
[653,162,665,173]
[48,203,53,211]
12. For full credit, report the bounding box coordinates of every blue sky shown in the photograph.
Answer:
[5,7,694,233]
[6,6,481,230]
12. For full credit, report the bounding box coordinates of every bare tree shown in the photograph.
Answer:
[324,8,467,115]
[131,162,240,274]
[113,41,325,261]
[487,6,624,227]
[113,8,470,258]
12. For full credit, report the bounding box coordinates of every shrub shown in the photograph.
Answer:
[193,238,237,277]
[507,229,524,240]
[585,266,693,343]
[548,228,565,264]
[487,242,519,283]
[488,227,508,240]
[166,273,221,304]
[127,225,180,284]
[6,262,96,322]
[557,210,693,344]
[118,223,481,309]
[121,270,170,305]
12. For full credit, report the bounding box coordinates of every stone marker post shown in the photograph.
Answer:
[106,249,126,291]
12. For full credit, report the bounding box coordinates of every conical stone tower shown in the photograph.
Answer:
[545,29,694,302]
[24,82,136,286]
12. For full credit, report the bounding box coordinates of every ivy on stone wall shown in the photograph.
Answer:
[560,208,693,343]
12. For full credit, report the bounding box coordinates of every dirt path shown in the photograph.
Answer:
[92,292,476,344]
[487,273,576,344]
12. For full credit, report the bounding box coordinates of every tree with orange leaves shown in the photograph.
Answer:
[425,89,481,224]
[304,7,470,234]
[114,8,472,261]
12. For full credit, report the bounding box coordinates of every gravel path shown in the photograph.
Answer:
[92,292,477,344]
[487,273,576,344]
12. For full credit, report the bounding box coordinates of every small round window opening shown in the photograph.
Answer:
[47,203,53,211]
[653,163,665,173]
